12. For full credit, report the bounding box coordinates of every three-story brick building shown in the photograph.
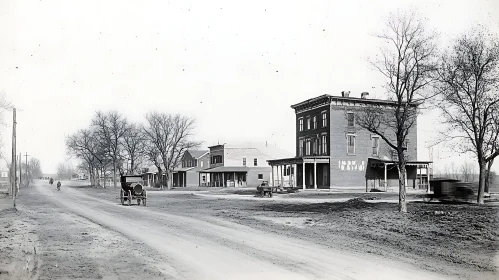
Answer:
[268,92,431,190]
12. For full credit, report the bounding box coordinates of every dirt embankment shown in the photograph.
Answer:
[0,195,40,280]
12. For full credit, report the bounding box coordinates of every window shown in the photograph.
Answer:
[347,112,355,127]
[347,134,356,154]
[258,174,263,180]
[403,139,409,150]
[254,158,258,166]
[211,155,223,164]
[200,161,204,168]
[322,111,327,127]
[322,134,327,155]
[299,118,303,131]
[313,116,317,129]
[372,136,380,156]
[243,158,246,166]
[306,139,311,155]
[312,138,317,155]
[306,117,311,130]
[298,138,304,156]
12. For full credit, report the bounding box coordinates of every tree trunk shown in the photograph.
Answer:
[157,168,163,189]
[485,159,494,194]
[397,163,407,213]
[113,160,117,188]
[102,167,106,188]
[477,160,486,204]
[166,172,171,190]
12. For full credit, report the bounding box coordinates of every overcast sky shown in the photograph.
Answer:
[1,0,498,174]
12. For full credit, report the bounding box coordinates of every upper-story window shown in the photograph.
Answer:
[372,136,380,156]
[313,116,317,129]
[306,139,311,155]
[211,155,223,164]
[403,139,409,150]
[200,161,204,168]
[306,117,311,130]
[321,134,327,155]
[243,158,246,166]
[299,118,304,132]
[254,158,258,166]
[347,112,355,127]
[322,111,327,127]
[298,138,304,156]
[347,134,356,155]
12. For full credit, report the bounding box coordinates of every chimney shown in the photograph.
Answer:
[361,92,369,99]
[341,91,350,97]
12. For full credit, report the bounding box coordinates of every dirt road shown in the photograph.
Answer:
[8,181,452,280]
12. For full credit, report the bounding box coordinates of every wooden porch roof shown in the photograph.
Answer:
[367,157,432,168]
[267,156,330,165]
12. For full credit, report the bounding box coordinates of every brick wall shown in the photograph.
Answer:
[329,106,418,187]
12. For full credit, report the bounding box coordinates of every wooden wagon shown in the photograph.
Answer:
[256,181,277,198]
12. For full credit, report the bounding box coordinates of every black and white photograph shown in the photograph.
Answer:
[0,0,498,279]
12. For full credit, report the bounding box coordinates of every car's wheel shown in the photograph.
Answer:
[120,189,124,205]
[137,199,141,206]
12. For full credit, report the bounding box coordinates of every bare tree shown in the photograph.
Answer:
[142,112,201,189]
[121,123,145,175]
[461,161,476,182]
[57,162,75,180]
[66,128,109,187]
[92,111,128,188]
[351,10,438,212]
[435,26,499,204]
[22,158,42,186]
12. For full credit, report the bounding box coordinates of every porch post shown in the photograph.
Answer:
[293,164,297,188]
[222,173,225,187]
[302,162,306,190]
[313,161,317,189]
[271,165,275,187]
[384,163,387,191]
[426,164,430,193]
[280,165,284,188]
[233,172,236,187]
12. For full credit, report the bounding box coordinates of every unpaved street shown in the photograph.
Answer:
[0,181,459,280]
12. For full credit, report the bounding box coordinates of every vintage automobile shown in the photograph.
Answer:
[423,178,475,203]
[120,175,147,206]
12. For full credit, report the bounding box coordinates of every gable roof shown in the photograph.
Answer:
[187,150,209,159]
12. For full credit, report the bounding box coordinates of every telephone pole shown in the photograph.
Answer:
[19,152,22,188]
[24,153,30,187]
[11,108,17,208]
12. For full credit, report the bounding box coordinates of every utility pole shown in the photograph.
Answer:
[19,152,22,188]
[11,108,16,208]
[24,153,30,187]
